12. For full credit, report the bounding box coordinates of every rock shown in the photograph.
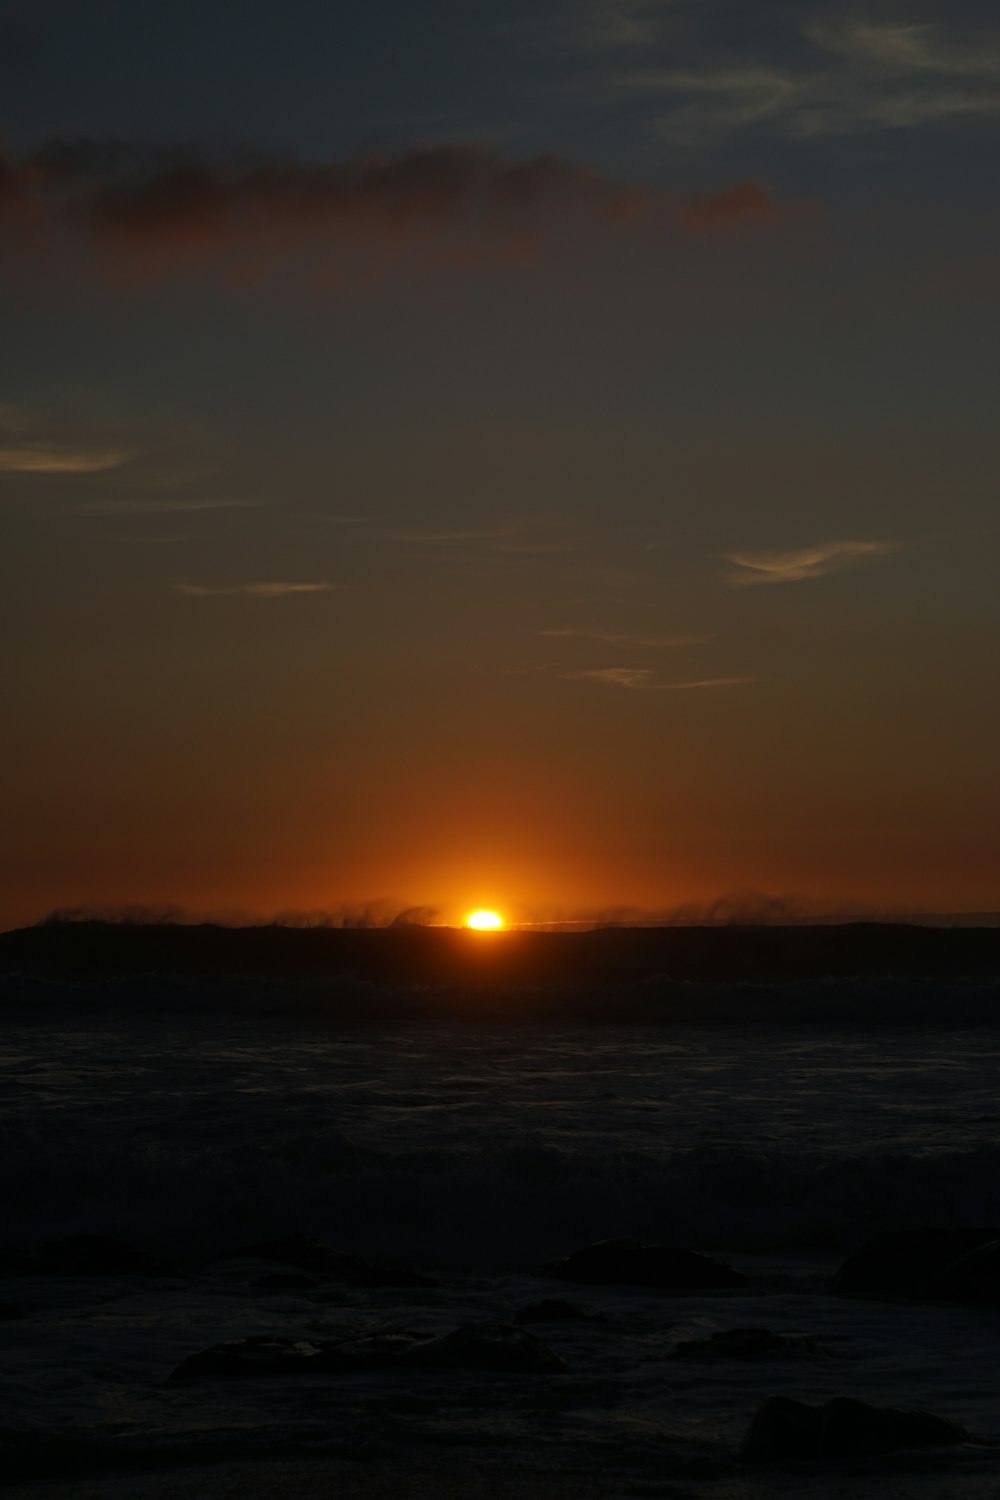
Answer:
[328,1332,428,1364]
[169,1325,564,1381]
[670,1327,831,1362]
[741,1396,966,1464]
[170,1335,351,1381]
[0,1250,36,1276]
[250,1271,320,1293]
[543,1238,745,1289]
[354,1261,438,1289]
[400,1324,568,1373]
[822,1397,966,1455]
[0,1235,177,1277]
[833,1228,1000,1301]
[213,1232,435,1287]
[741,1397,821,1462]
[924,1237,1000,1304]
[212,1233,369,1278]
[513,1298,593,1324]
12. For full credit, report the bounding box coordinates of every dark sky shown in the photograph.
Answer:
[2,0,999,927]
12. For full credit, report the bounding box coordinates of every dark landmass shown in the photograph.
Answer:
[2,918,999,987]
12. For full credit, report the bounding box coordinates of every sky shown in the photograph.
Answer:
[2,0,999,928]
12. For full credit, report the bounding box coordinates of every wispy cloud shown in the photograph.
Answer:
[388,526,514,545]
[613,16,1000,141]
[172,581,338,598]
[490,540,574,555]
[541,627,708,648]
[809,19,1000,82]
[0,139,640,285]
[294,512,372,525]
[506,0,680,54]
[0,403,132,474]
[726,540,898,586]
[79,497,264,515]
[389,525,574,557]
[0,445,130,473]
[568,666,752,690]
[0,135,787,289]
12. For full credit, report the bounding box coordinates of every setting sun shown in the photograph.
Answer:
[466,910,504,931]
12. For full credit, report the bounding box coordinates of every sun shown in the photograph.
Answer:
[466,909,504,931]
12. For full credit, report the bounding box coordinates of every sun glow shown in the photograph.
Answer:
[466,909,504,931]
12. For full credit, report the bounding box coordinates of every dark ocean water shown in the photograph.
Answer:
[4,994,1000,1260]
[4,982,1000,1495]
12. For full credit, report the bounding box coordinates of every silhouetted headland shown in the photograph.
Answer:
[3,918,999,988]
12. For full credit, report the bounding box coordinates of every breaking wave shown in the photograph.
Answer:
[4,1125,1000,1267]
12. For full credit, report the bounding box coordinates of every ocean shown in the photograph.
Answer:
[3,963,1000,1496]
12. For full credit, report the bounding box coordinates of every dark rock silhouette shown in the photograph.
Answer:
[922,1237,1000,1303]
[8,918,1000,990]
[0,1234,177,1277]
[513,1298,593,1324]
[170,1335,361,1381]
[543,1238,745,1289]
[212,1232,435,1287]
[833,1228,1000,1301]
[325,1331,430,1364]
[249,1271,320,1293]
[170,1324,565,1381]
[741,1396,966,1463]
[398,1324,568,1372]
[670,1327,831,1362]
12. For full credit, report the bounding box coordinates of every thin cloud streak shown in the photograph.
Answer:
[0,403,133,474]
[389,526,573,556]
[0,445,130,473]
[506,0,682,54]
[541,627,709,648]
[612,16,1000,140]
[809,19,1000,81]
[490,540,574,555]
[172,581,338,598]
[79,497,266,515]
[567,666,752,690]
[388,527,514,545]
[726,540,898,586]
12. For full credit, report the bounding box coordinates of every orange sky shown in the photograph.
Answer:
[3,6,1000,929]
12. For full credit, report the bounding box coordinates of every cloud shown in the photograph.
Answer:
[0,444,130,473]
[0,405,131,474]
[506,0,680,53]
[613,15,1000,140]
[568,666,752,690]
[809,19,1000,81]
[489,540,574,554]
[79,497,264,515]
[726,539,898,586]
[680,181,777,229]
[295,513,371,525]
[0,136,786,286]
[172,581,338,597]
[0,402,258,528]
[575,0,675,50]
[390,525,574,557]
[389,526,515,545]
[2,139,640,279]
[540,627,708,647]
